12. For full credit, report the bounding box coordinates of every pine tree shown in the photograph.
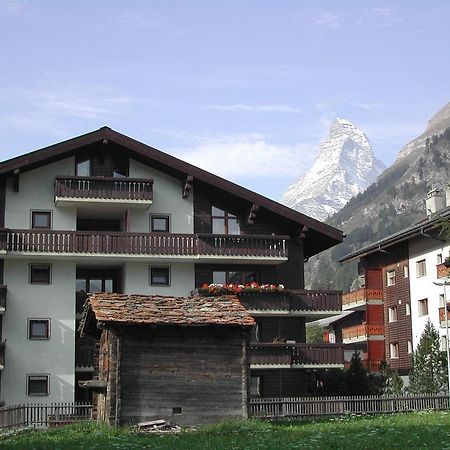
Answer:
[346,351,369,395]
[379,361,404,395]
[408,320,447,394]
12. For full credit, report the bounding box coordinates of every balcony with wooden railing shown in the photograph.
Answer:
[0,285,6,314]
[75,345,95,370]
[238,290,341,318]
[250,343,344,368]
[0,229,288,263]
[54,176,153,208]
[342,288,383,311]
[439,307,450,328]
[437,263,450,279]
[342,324,384,343]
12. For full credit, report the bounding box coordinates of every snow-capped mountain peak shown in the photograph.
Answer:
[281,118,386,221]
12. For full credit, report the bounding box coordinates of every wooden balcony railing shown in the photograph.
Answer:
[0,229,289,259]
[55,176,153,202]
[342,324,384,341]
[238,290,341,313]
[342,288,383,307]
[75,346,95,368]
[250,343,344,366]
[0,285,6,312]
[437,263,450,279]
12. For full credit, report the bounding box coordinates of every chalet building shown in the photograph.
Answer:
[0,127,344,406]
[337,188,450,375]
[80,293,254,426]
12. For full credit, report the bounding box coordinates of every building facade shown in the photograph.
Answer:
[338,189,450,375]
[0,127,344,405]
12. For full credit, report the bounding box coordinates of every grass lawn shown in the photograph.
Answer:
[1,411,450,450]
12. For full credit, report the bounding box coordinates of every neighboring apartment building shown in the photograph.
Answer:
[337,188,450,375]
[0,127,344,405]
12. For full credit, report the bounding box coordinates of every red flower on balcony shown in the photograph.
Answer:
[199,283,285,295]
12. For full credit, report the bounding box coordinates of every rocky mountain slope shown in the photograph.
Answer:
[305,102,450,292]
[281,118,385,221]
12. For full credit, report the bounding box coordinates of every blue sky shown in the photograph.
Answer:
[1,1,449,200]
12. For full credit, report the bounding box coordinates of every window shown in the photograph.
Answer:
[151,215,170,233]
[388,306,398,323]
[416,259,427,277]
[418,298,428,316]
[386,270,396,287]
[441,336,448,352]
[28,319,50,339]
[403,266,409,278]
[212,271,258,285]
[437,254,443,265]
[405,303,411,316]
[27,374,49,396]
[439,294,446,308]
[390,343,399,359]
[31,211,51,229]
[407,340,413,354]
[76,158,90,176]
[212,206,240,235]
[30,264,51,284]
[150,267,170,286]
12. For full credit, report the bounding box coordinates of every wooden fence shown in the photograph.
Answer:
[250,394,449,418]
[0,403,93,430]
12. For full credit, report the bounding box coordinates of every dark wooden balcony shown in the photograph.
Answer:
[0,285,6,313]
[238,290,341,317]
[0,229,288,261]
[54,176,153,207]
[75,345,95,369]
[250,343,344,368]
[342,288,383,311]
[437,263,450,279]
[342,324,384,343]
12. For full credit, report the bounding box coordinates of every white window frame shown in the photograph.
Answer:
[416,259,427,278]
[418,298,428,316]
[387,270,396,287]
[390,343,399,359]
[388,306,398,323]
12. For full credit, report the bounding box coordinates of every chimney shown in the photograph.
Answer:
[426,189,445,217]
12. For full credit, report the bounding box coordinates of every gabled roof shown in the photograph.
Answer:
[340,207,450,263]
[80,293,255,333]
[0,127,343,255]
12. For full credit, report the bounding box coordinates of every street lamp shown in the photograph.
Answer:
[434,279,450,407]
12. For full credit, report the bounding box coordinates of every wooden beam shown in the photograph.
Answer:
[246,204,259,226]
[182,175,193,199]
[13,169,19,192]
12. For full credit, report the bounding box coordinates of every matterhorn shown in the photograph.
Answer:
[281,118,385,221]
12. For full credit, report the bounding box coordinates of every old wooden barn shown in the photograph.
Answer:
[80,293,255,426]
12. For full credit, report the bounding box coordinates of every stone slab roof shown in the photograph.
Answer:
[83,293,255,329]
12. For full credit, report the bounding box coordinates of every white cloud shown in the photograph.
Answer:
[172,134,316,180]
[202,104,303,113]
[314,13,341,30]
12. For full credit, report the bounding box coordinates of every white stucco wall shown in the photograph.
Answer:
[2,259,76,404]
[409,236,450,348]
[4,157,76,230]
[123,262,195,297]
[128,159,194,233]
